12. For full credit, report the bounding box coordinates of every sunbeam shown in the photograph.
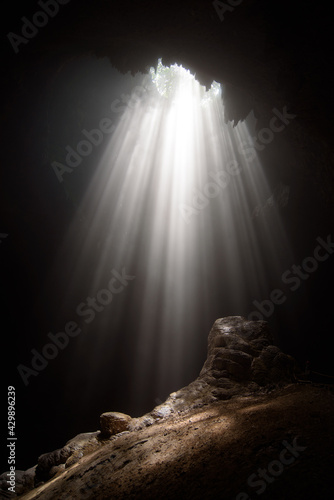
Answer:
[55,60,291,406]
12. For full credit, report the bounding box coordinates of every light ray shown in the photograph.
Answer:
[54,60,291,406]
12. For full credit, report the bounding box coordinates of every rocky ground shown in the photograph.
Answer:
[2,317,333,499]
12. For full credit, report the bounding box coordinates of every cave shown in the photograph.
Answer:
[1,0,334,498]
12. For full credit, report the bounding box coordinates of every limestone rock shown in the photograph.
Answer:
[14,384,334,500]
[197,316,294,389]
[48,464,65,478]
[252,345,296,385]
[36,446,72,483]
[100,412,132,437]
[9,316,297,498]
[65,451,84,468]
[34,432,101,484]
[0,466,36,497]
[150,316,296,414]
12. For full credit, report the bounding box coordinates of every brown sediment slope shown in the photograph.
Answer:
[6,317,334,499]
[18,384,334,500]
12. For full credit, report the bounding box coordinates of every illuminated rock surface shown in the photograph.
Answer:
[3,317,333,499]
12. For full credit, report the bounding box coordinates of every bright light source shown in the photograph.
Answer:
[150,59,221,105]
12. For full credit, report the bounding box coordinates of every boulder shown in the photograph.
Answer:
[100,412,133,437]
[35,432,101,484]
[170,316,295,409]
[201,316,294,387]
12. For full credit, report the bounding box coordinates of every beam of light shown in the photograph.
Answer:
[53,60,291,408]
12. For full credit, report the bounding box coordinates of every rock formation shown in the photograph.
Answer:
[0,316,304,498]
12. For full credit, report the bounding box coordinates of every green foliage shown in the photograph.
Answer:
[150,59,222,104]
[150,59,195,98]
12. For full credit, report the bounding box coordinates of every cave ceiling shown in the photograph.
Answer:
[3,0,334,202]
